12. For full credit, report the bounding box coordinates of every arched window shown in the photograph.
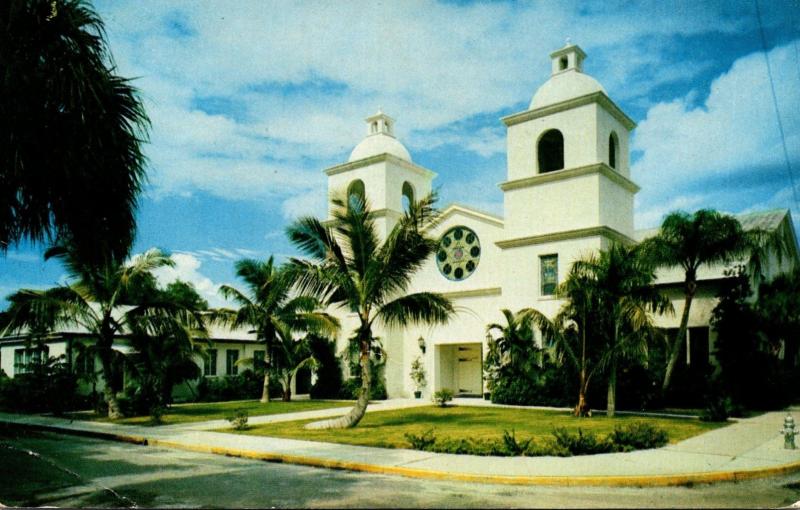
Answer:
[347,179,365,212]
[401,182,414,212]
[608,132,618,169]
[537,129,564,173]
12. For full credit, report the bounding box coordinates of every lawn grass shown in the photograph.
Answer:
[69,399,352,426]
[232,405,726,449]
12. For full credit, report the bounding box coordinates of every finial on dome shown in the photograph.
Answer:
[364,110,395,137]
[550,42,586,75]
[565,36,571,46]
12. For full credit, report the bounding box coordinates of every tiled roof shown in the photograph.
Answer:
[634,209,789,241]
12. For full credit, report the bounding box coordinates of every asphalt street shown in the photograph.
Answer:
[3,428,800,508]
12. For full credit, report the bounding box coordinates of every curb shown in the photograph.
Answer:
[5,420,800,488]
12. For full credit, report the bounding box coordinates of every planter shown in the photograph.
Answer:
[414,390,422,399]
[483,392,491,400]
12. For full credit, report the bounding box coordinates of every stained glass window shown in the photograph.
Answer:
[540,254,558,296]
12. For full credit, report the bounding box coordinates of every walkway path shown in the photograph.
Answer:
[2,399,799,487]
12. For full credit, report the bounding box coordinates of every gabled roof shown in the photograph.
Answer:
[634,209,792,242]
[438,203,504,229]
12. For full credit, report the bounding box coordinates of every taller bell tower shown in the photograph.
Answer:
[498,43,639,245]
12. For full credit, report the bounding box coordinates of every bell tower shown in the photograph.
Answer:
[498,43,639,245]
[324,111,436,239]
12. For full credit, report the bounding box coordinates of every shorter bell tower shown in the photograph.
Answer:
[324,111,437,239]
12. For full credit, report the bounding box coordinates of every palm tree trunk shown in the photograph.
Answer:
[575,323,589,417]
[260,371,270,403]
[283,374,292,402]
[99,351,122,419]
[606,354,617,417]
[304,334,371,430]
[662,282,695,392]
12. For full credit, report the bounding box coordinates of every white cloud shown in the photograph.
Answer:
[94,0,764,211]
[152,253,230,308]
[632,40,800,224]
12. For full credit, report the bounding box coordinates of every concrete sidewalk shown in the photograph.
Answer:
[2,400,799,487]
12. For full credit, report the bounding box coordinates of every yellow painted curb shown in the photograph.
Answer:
[145,437,800,488]
[7,420,800,488]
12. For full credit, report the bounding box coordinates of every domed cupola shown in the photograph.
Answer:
[529,43,607,110]
[348,110,412,163]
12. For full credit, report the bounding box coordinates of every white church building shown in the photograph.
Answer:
[322,43,799,399]
[1,44,797,401]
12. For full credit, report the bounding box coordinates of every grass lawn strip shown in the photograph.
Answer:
[69,399,352,426]
[231,405,726,449]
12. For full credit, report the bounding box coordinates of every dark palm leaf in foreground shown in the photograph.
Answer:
[0,0,149,265]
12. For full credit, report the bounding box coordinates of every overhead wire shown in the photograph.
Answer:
[753,0,800,213]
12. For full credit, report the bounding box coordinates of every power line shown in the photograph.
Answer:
[754,0,800,213]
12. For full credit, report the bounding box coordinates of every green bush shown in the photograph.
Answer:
[551,427,613,455]
[227,409,249,430]
[404,429,436,450]
[0,356,78,415]
[195,370,273,402]
[502,429,532,455]
[608,422,669,451]
[433,388,453,407]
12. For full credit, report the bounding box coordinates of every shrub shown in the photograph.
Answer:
[433,388,453,407]
[227,409,249,430]
[195,370,270,402]
[502,429,532,456]
[609,422,668,451]
[550,427,613,455]
[404,429,436,450]
[0,356,79,415]
[410,357,427,391]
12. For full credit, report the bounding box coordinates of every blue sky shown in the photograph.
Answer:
[2,0,799,306]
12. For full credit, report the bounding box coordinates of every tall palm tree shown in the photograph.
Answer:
[639,209,785,392]
[1,0,149,266]
[1,245,175,418]
[214,257,339,403]
[572,244,671,417]
[287,192,455,429]
[530,263,603,417]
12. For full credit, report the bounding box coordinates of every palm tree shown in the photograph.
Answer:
[214,257,339,403]
[530,263,603,417]
[270,325,320,402]
[639,209,786,392]
[571,244,671,417]
[1,244,175,418]
[287,192,455,429]
[126,280,210,413]
[758,268,800,368]
[1,0,149,266]
[486,309,538,371]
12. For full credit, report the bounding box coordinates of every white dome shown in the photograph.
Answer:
[530,69,606,110]
[348,132,412,163]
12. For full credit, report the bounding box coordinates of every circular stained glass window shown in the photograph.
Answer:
[436,226,480,281]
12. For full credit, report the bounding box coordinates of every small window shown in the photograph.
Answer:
[226,349,239,376]
[559,56,568,71]
[537,129,564,173]
[204,349,217,376]
[347,179,366,212]
[13,346,48,375]
[540,255,558,296]
[76,351,95,377]
[401,181,414,213]
[609,132,618,169]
